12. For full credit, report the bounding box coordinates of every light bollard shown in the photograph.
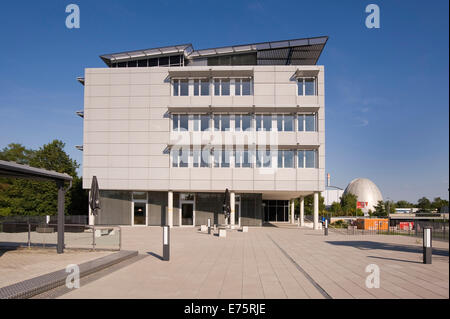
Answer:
[208,218,211,235]
[423,227,432,264]
[163,225,170,261]
[324,219,328,236]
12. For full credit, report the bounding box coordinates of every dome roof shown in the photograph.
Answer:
[344,178,383,213]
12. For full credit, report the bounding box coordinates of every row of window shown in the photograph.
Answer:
[171,148,317,169]
[111,55,184,68]
[172,77,317,96]
[173,78,252,96]
[172,113,317,132]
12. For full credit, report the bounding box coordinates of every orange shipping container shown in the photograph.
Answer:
[356,218,388,231]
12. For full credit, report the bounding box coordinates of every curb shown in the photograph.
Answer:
[0,250,138,299]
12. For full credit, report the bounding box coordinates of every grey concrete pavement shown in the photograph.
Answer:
[58,226,449,299]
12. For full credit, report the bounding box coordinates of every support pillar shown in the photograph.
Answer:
[57,181,65,254]
[313,192,319,230]
[230,191,235,225]
[290,199,295,224]
[300,196,305,227]
[168,191,173,228]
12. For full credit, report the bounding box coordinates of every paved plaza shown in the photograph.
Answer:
[55,225,449,299]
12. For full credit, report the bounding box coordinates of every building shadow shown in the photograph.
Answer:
[326,240,449,257]
[366,255,422,264]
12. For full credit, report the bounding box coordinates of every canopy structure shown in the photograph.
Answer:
[0,160,72,254]
[99,36,328,67]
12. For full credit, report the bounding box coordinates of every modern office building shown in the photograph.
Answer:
[77,36,327,229]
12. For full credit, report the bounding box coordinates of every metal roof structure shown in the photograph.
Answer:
[99,36,328,66]
[0,160,72,182]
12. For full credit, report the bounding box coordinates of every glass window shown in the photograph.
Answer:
[214,79,220,96]
[235,115,241,132]
[221,79,230,96]
[305,114,316,131]
[242,115,251,131]
[138,59,147,67]
[277,151,283,168]
[305,150,316,168]
[169,55,180,66]
[193,115,200,131]
[214,116,220,131]
[172,114,179,130]
[171,149,179,167]
[235,79,241,96]
[242,79,251,95]
[192,149,200,167]
[277,115,283,131]
[132,192,147,201]
[159,56,169,66]
[180,148,188,167]
[297,78,304,96]
[284,115,293,132]
[128,60,137,68]
[213,149,220,168]
[173,80,179,96]
[221,115,230,131]
[298,150,305,168]
[222,150,230,168]
[194,80,200,96]
[257,149,271,168]
[201,115,210,131]
[242,150,251,168]
[235,150,242,168]
[148,58,158,67]
[298,115,304,131]
[201,148,210,167]
[201,79,209,96]
[305,78,315,96]
[257,115,271,131]
[284,150,294,168]
[180,80,188,96]
[179,115,188,131]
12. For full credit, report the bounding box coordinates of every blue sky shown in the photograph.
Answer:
[0,0,448,202]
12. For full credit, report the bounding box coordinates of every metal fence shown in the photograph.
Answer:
[0,215,121,250]
[328,219,449,242]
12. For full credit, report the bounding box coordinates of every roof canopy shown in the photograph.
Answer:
[0,160,72,183]
[99,36,328,66]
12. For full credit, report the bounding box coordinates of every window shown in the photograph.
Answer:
[298,114,317,132]
[277,114,294,132]
[172,114,189,131]
[278,150,294,168]
[298,78,316,96]
[173,79,188,96]
[256,148,272,168]
[192,149,201,167]
[256,115,272,131]
[194,79,210,96]
[213,148,231,168]
[235,149,252,168]
[171,148,189,168]
[235,78,252,96]
[201,147,211,167]
[235,114,252,132]
[213,114,230,131]
[214,79,230,96]
[193,115,200,131]
[298,150,317,168]
[201,115,210,131]
[138,59,147,67]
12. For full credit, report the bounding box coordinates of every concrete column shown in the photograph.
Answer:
[300,196,305,227]
[168,191,173,228]
[290,199,295,224]
[230,191,235,225]
[313,192,319,230]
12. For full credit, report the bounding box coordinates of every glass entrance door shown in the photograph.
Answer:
[133,202,146,225]
[181,203,194,226]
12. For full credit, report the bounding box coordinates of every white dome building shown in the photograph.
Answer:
[343,178,383,215]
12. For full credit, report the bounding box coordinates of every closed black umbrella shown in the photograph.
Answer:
[89,176,101,216]
[223,188,230,223]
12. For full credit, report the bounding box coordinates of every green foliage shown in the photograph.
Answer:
[0,140,88,216]
[431,197,449,212]
[330,219,347,228]
[417,197,432,210]
[294,193,325,216]
[395,200,414,208]
[374,200,387,216]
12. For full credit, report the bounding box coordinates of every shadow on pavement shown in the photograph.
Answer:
[147,252,163,260]
[326,240,449,257]
[367,255,422,264]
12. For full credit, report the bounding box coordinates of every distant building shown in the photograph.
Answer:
[321,186,344,207]
[343,178,383,215]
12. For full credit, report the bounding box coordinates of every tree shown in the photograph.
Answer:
[417,197,432,210]
[294,193,325,216]
[340,193,358,216]
[374,200,387,216]
[431,197,449,212]
[0,140,88,216]
[396,200,414,208]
